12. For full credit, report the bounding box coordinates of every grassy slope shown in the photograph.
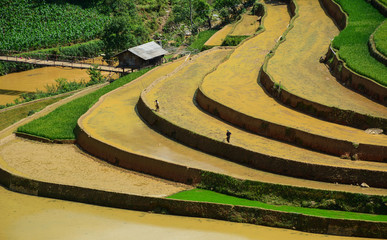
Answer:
[17,68,151,140]
[188,30,218,51]
[374,20,387,57]
[0,96,67,131]
[168,189,387,222]
[332,0,387,86]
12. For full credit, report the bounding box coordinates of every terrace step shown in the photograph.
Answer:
[197,1,387,162]
[263,0,387,129]
[138,47,387,188]
[77,51,387,197]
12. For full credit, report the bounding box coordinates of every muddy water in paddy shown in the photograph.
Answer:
[0,65,116,105]
[0,186,382,240]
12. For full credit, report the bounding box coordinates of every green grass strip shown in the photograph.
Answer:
[374,20,387,57]
[17,68,151,140]
[168,189,387,222]
[188,30,218,51]
[0,96,67,131]
[332,0,387,86]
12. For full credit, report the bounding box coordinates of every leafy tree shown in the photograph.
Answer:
[194,0,212,28]
[101,15,148,59]
[215,0,242,14]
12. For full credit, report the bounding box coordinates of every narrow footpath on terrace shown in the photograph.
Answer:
[78,50,387,196]
[200,0,387,158]
[266,0,387,119]
[0,84,189,198]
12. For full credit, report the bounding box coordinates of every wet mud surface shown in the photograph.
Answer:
[2,186,382,240]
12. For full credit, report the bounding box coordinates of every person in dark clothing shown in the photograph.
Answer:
[155,100,159,111]
[226,130,231,143]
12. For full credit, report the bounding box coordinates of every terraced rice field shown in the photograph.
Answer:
[266,0,387,119]
[229,14,260,36]
[0,137,189,197]
[141,48,387,181]
[78,49,387,196]
[203,24,233,46]
[200,1,387,160]
[2,0,387,238]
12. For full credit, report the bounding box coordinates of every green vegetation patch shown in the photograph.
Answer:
[374,20,387,57]
[198,171,387,215]
[332,0,387,86]
[221,35,249,46]
[0,96,67,131]
[168,189,387,222]
[17,68,151,140]
[0,0,108,52]
[188,30,218,52]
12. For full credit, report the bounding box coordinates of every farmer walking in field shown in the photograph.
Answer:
[155,100,160,112]
[226,130,231,143]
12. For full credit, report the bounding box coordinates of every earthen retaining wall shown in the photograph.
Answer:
[196,87,386,162]
[1,165,387,238]
[260,0,387,130]
[136,94,387,188]
[369,29,387,66]
[322,0,387,106]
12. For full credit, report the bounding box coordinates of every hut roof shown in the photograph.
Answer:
[115,41,168,60]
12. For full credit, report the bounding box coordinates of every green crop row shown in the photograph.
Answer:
[188,30,218,52]
[168,189,387,222]
[0,0,108,52]
[332,0,387,86]
[17,68,151,140]
[374,20,387,57]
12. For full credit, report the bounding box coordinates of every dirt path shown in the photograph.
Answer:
[266,0,387,118]
[200,1,387,152]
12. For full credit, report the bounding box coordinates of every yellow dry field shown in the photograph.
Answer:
[78,51,387,196]
[201,2,387,148]
[0,65,116,105]
[143,48,387,178]
[0,137,189,197]
[266,0,387,118]
[229,14,260,36]
[204,24,234,46]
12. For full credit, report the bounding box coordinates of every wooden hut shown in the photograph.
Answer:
[114,41,168,69]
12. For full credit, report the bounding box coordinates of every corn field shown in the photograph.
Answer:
[0,0,109,51]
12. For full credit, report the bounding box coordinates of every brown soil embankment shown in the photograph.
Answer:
[138,48,387,188]
[263,0,387,128]
[198,0,387,161]
[1,165,387,238]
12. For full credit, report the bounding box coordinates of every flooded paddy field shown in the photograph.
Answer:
[0,65,117,106]
[1,186,382,240]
